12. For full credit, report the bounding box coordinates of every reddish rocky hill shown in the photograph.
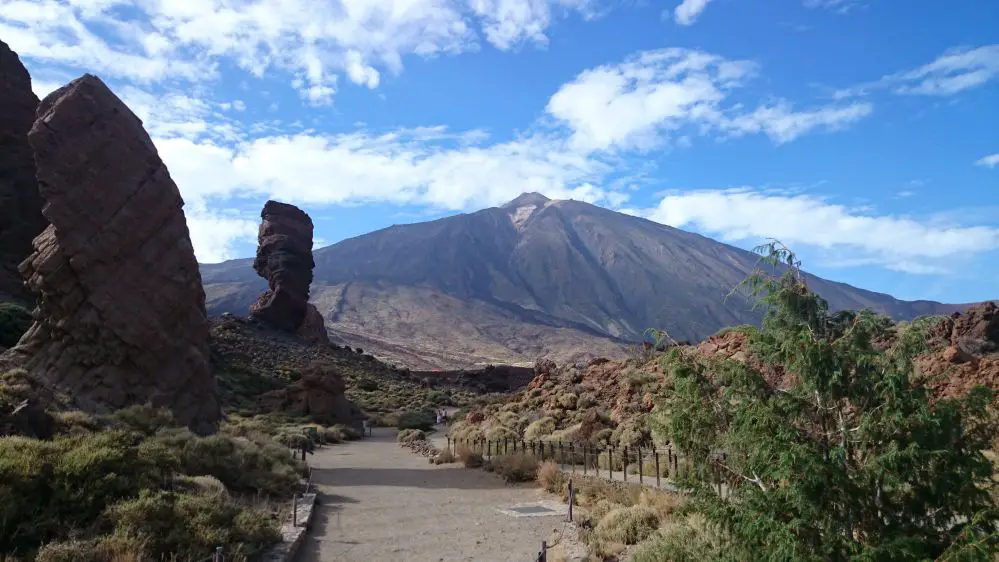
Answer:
[452,303,999,450]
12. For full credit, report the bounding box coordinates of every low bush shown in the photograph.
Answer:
[397,429,426,443]
[0,302,32,349]
[629,514,729,562]
[106,490,280,560]
[0,411,300,560]
[33,535,147,562]
[524,417,555,440]
[397,410,436,431]
[593,505,660,546]
[536,460,565,493]
[456,444,483,468]
[434,448,456,464]
[356,378,379,392]
[490,452,538,483]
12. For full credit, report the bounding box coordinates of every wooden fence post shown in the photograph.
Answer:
[655,450,661,487]
[568,478,574,522]
[623,446,629,482]
[569,442,575,473]
[583,445,588,476]
[608,448,613,480]
[637,447,643,485]
[292,494,299,527]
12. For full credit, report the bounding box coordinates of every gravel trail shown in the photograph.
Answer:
[296,427,565,562]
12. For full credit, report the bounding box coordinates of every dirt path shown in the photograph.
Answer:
[296,428,566,562]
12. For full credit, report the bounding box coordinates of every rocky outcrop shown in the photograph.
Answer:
[258,361,362,425]
[0,40,46,303]
[918,302,999,401]
[249,201,329,344]
[2,74,221,434]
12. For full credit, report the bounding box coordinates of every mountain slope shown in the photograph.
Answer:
[200,193,976,369]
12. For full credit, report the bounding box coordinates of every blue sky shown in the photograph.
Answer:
[3,0,998,304]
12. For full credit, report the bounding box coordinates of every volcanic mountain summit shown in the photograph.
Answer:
[200,193,972,369]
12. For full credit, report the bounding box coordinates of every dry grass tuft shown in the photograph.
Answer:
[489,452,539,483]
[456,443,484,468]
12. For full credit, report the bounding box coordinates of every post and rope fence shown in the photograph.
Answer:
[444,436,734,500]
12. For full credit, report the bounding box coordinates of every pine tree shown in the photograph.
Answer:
[651,241,998,561]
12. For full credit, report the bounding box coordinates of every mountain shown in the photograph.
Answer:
[200,193,976,369]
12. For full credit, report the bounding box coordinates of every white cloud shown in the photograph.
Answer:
[643,188,999,271]
[155,129,617,212]
[1,0,604,105]
[30,78,62,99]
[546,48,872,151]
[890,45,999,96]
[469,0,598,49]
[802,0,865,14]
[723,101,872,144]
[185,211,259,264]
[673,0,714,26]
[976,153,999,168]
[836,44,999,99]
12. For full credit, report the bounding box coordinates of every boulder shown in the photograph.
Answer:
[249,200,330,344]
[258,361,361,425]
[0,40,46,304]
[2,74,221,434]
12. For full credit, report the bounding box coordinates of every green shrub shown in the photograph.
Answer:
[107,490,279,560]
[397,429,426,443]
[0,302,32,348]
[630,514,730,562]
[152,429,305,497]
[653,242,999,560]
[556,393,578,409]
[356,378,379,392]
[108,404,178,436]
[524,417,555,440]
[594,505,660,545]
[0,430,160,555]
[397,410,436,431]
[485,425,517,442]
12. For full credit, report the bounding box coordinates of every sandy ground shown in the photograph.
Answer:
[296,427,567,562]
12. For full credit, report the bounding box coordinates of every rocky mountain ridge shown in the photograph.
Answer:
[201,192,980,369]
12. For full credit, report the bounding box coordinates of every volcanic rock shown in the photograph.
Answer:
[0,40,46,303]
[258,361,362,425]
[918,302,999,402]
[2,74,221,434]
[249,200,330,344]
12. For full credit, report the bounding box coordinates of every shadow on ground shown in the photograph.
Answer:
[311,466,524,490]
[296,492,363,562]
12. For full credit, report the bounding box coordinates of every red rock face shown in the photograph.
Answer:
[4,74,220,434]
[249,200,330,344]
[0,40,46,303]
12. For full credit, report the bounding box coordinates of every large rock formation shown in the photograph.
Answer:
[258,361,362,426]
[2,74,221,434]
[249,200,330,344]
[0,40,47,303]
